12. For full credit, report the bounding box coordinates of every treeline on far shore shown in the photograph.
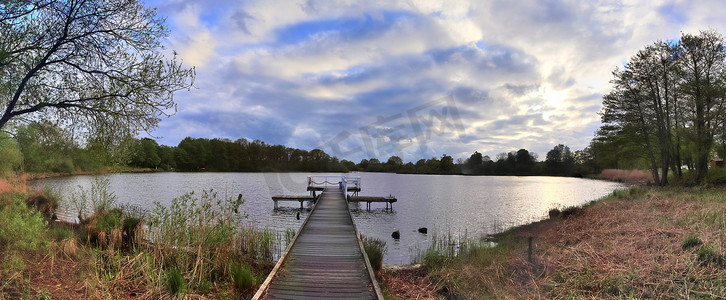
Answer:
[0,122,598,177]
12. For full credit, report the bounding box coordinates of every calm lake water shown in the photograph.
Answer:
[32,172,625,265]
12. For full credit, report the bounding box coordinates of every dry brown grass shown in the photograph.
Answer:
[600,169,653,184]
[385,187,726,299]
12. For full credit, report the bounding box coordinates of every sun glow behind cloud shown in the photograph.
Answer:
[144,0,726,162]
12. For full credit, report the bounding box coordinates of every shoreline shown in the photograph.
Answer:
[379,185,726,298]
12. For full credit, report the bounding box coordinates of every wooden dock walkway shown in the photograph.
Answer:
[254,187,383,299]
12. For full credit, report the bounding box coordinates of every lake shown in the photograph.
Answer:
[32,172,625,265]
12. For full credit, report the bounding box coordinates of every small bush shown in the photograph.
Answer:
[561,206,582,219]
[682,234,702,250]
[0,133,22,178]
[165,267,186,296]
[96,211,122,232]
[2,253,26,273]
[362,235,387,272]
[548,208,561,219]
[37,289,51,300]
[423,249,447,269]
[0,195,48,251]
[49,227,72,241]
[697,245,722,265]
[230,264,255,292]
[26,188,60,220]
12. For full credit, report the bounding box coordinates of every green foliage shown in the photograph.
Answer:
[682,234,702,250]
[362,235,387,272]
[0,194,48,251]
[97,210,123,232]
[0,132,22,177]
[71,177,117,219]
[423,249,448,269]
[2,253,26,273]
[697,245,722,265]
[37,289,52,300]
[165,267,186,296]
[230,264,255,292]
[49,227,73,242]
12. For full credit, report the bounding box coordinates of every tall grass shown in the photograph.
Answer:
[362,235,387,272]
[143,189,282,295]
[0,193,48,251]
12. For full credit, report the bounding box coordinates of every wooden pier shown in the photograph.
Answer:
[271,195,316,209]
[272,176,396,211]
[254,187,383,299]
[348,196,397,211]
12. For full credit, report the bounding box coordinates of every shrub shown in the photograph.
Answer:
[0,194,48,251]
[423,249,447,269]
[71,176,117,220]
[561,206,582,219]
[96,210,122,232]
[697,245,722,265]
[230,264,255,292]
[50,226,72,241]
[548,208,561,219]
[0,133,22,178]
[165,267,186,296]
[682,234,702,250]
[362,235,386,272]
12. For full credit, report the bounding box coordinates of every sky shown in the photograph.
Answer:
[142,0,726,163]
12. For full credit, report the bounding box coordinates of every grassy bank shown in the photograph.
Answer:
[381,186,726,299]
[0,177,284,299]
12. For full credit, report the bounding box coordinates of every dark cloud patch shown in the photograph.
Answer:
[273,10,414,45]
[429,44,538,75]
[501,83,538,96]
[547,67,575,89]
[231,10,255,34]
[452,86,489,105]
[487,114,547,132]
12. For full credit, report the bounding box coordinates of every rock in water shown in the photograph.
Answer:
[391,230,400,239]
[418,227,428,234]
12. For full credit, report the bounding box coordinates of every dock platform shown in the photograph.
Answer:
[348,196,397,211]
[254,187,383,299]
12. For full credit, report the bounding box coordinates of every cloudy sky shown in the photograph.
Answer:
[142,0,726,163]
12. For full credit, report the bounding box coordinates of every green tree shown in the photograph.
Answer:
[0,132,22,177]
[679,31,726,181]
[515,149,536,174]
[0,0,194,136]
[546,144,574,175]
[440,154,454,174]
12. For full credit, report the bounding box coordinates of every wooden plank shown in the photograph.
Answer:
[348,196,397,203]
[255,187,381,300]
[272,195,315,201]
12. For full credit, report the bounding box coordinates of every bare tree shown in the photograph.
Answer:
[0,0,195,137]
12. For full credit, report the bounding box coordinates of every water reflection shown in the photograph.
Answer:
[31,172,625,265]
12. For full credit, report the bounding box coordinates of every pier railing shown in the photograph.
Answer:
[308,175,361,190]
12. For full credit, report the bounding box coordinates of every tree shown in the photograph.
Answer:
[0,132,22,177]
[440,154,454,174]
[0,0,194,137]
[546,144,574,175]
[463,151,483,174]
[599,30,726,184]
[678,31,726,181]
[514,148,536,174]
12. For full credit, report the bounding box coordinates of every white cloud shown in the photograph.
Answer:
[147,0,726,161]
